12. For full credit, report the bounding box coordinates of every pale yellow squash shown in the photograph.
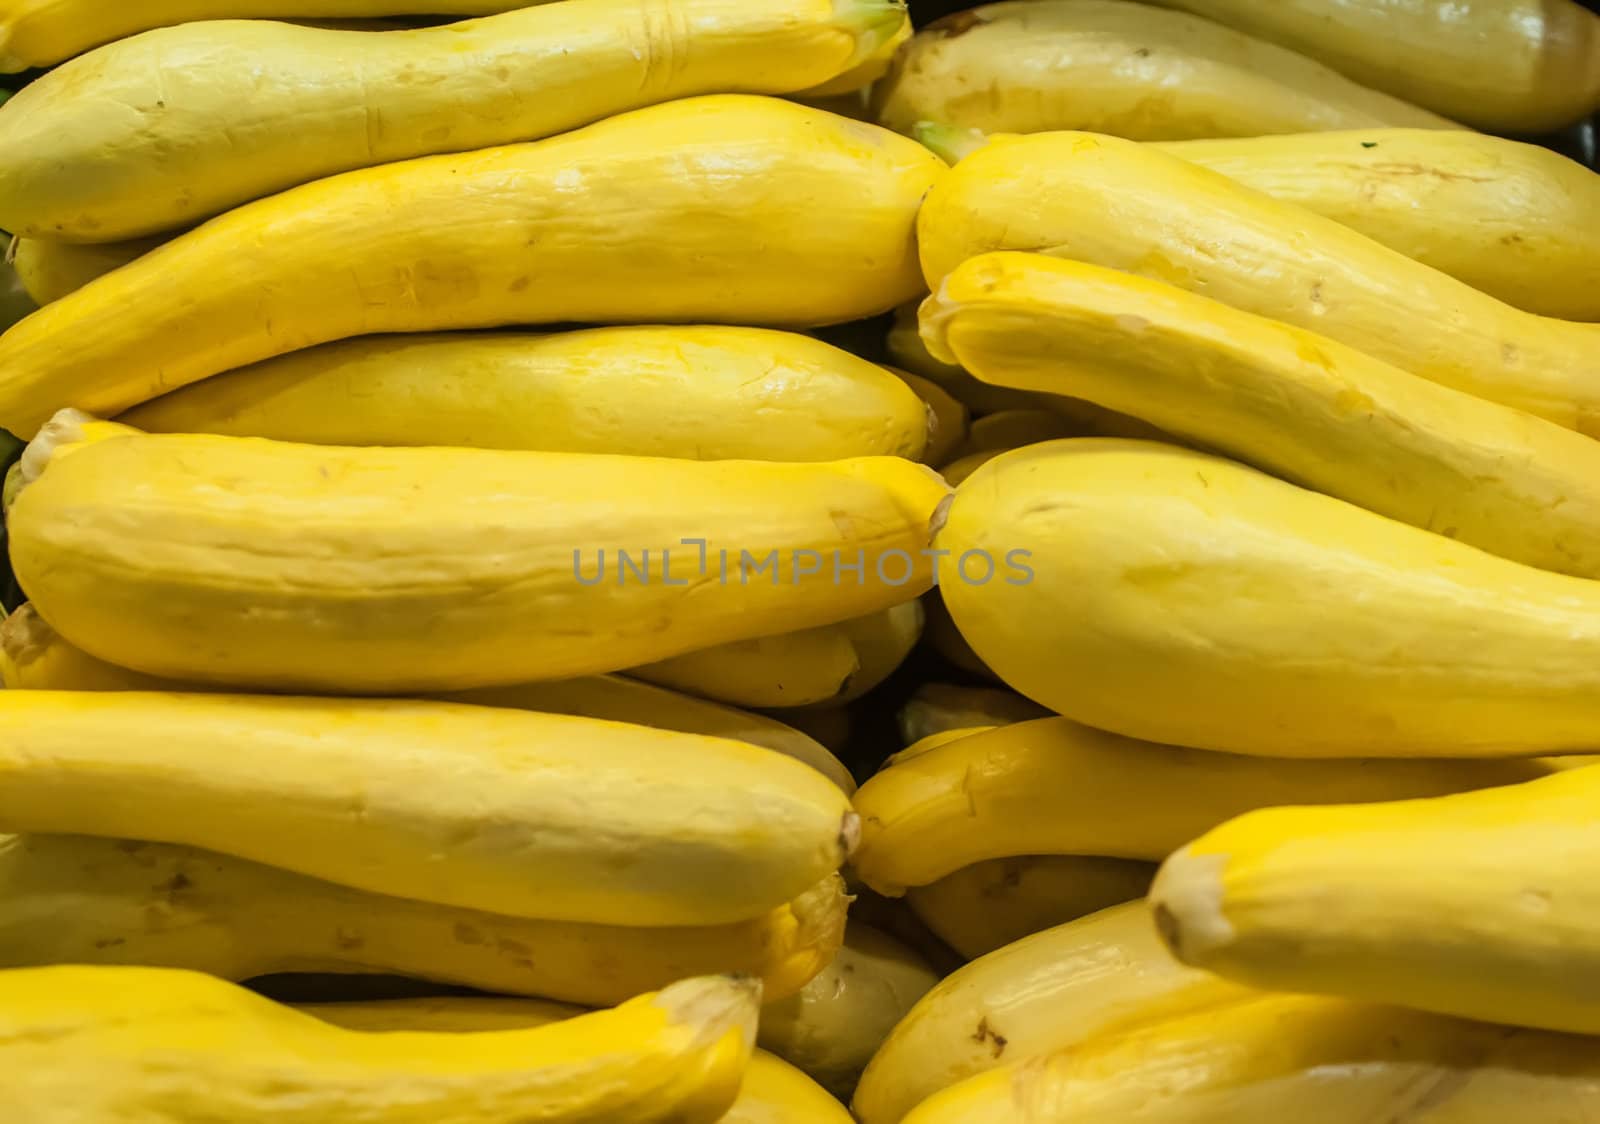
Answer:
[939,440,1600,757]
[122,327,930,461]
[850,717,1557,896]
[920,131,1600,435]
[925,252,1600,578]
[905,856,1154,961]
[853,901,1251,1124]
[0,965,758,1123]
[0,0,907,240]
[0,834,847,1006]
[0,691,857,926]
[758,922,940,1100]
[0,96,944,437]
[1154,765,1600,1037]
[1154,130,1600,321]
[10,234,162,305]
[1144,0,1600,133]
[10,425,949,692]
[872,0,1454,139]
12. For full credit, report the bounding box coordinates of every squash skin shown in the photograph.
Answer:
[1153,766,1600,1037]
[925,252,1600,579]
[902,992,1600,1124]
[0,691,857,927]
[1155,130,1600,321]
[871,0,1455,140]
[0,834,847,1006]
[0,0,907,240]
[121,327,930,462]
[939,440,1600,758]
[0,95,944,437]
[9,431,949,691]
[919,131,1600,436]
[849,717,1556,897]
[10,234,162,305]
[1144,0,1600,133]
[0,965,757,1124]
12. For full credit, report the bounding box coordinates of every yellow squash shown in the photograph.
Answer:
[889,367,969,466]
[1153,765,1600,1036]
[920,131,1600,435]
[905,856,1155,961]
[0,603,857,794]
[850,717,1555,896]
[888,302,1042,417]
[0,96,943,437]
[304,997,856,1124]
[920,595,998,680]
[122,328,930,461]
[0,0,907,240]
[939,439,1600,757]
[10,424,949,691]
[0,833,847,1006]
[760,704,853,755]
[872,0,1454,139]
[1144,0,1600,133]
[926,252,1600,578]
[947,409,1075,459]
[0,965,757,1123]
[902,993,1600,1123]
[10,233,161,305]
[894,682,1048,746]
[1154,130,1600,321]
[853,901,1250,1124]
[633,601,924,709]
[0,691,857,926]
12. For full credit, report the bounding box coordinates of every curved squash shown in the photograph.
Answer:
[0,95,943,437]
[921,131,1600,436]
[10,234,161,305]
[0,0,907,240]
[871,0,1454,139]
[939,440,1600,757]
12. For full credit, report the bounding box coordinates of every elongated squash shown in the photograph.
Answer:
[905,856,1155,961]
[850,717,1557,896]
[1154,765,1600,1037]
[121,327,930,461]
[0,965,757,1123]
[925,252,1600,578]
[903,992,1600,1124]
[872,0,1454,140]
[1144,0,1600,133]
[941,440,1600,757]
[0,603,857,794]
[0,0,907,240]
[888,303,1042,417]
[888,367,968,466]
[0,833,847,1005]
[894,682,1047,745]
[920,131,1600,435]
[0,97,943,437]
[10,425,949,692]
[1153,130,1600,321]
[304,998,856,1124]
[10,233,161,305]
[853,902,1250,1124]
[0,691,857,927]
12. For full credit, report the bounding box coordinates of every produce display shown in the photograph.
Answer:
[0,0,1598,1120]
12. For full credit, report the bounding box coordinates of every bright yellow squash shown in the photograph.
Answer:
[1144,0,1600,133]
[919,131,1600,435]
[849,717,1552,897]
[871,0,1454,139]
[0,965,758,1123]
[303,997,856,1124]
[0,0,907,240]
[10,423,949,691]
[120,327,930,461]
[1153,765,1600,1036]
[0,691,857,927]
[0,96,943,437]
[1154,130,1600,321]
[10,233,161,304]
[853,901,1251,1124]
[0,833,847,1006]
[905,856,1154,961]
[925,252,1600,578]
[903,993,1600,1123]
[940,439,1600,757]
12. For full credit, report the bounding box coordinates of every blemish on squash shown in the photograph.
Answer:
[453,922,486,946]
[334,928,365,951]
[972,1017,1008,1059]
